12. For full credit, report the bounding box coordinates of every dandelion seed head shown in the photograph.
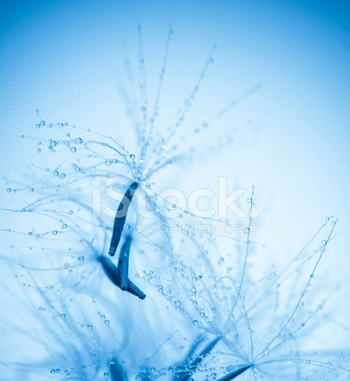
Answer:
[1,20,349,381]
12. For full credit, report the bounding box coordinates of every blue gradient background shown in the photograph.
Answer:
[0,0,349,346]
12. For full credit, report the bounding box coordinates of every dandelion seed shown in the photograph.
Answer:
[174,336,221,381]
[118,235,132,291]
[109,358,128,381]
[99,255,146,300]
[108,182,138,257]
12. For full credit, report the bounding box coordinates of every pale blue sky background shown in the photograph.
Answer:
[0,0,349,294]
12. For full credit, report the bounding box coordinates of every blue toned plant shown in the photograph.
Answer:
[1,27,349,381]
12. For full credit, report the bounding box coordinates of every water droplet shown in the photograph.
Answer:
[59,173,66,179]
[74,138,83,144]
[6,188,11,193]
[130,154,135,160]
[50,369,56,374]
[90,176,102,187]
[68,210,73,215]
[52,230,58,235]
[60,313,66,319]
[70,147,77,153]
